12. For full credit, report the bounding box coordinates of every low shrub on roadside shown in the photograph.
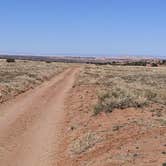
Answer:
[94,86,148,115]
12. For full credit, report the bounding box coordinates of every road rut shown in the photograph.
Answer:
[0,67,79,166]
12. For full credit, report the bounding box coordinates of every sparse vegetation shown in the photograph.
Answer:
[0,59,69,102]
[69,132,101,155]
[59,63,166,165]
[77,65,166,114]
[124,61,147,66]
[94,86,147,115]
[6,58,15,63]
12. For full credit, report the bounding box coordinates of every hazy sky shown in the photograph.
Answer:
[0,0,166,57]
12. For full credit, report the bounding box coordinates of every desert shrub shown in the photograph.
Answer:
[45,61,52,63]
[144,89,157,100]
[151,63,158,67]
[124,61,147,66]
[69,132,101,155]
[94,86,148,115]
[77,65,166,114]
[6,58,15,63]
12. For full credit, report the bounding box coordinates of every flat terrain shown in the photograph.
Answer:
[59,65,166,166]
[0,67,79,166]
[0,59,69,103]
[0,62,166,166]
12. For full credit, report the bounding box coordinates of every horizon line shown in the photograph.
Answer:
[0,53,165,59]
[0,52,164,58]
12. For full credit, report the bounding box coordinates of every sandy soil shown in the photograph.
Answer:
[0,65,165,166]
[0,67,79,166]
[59,85,166,166]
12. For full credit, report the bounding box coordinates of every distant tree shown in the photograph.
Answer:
[45,61,52,63]
[151,63,158,67]
[124,61,147,66]
[6,58,15,63]
[112,61,116,65]
[161,60,166,64]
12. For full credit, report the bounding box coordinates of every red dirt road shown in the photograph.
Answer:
[0,67,79,166]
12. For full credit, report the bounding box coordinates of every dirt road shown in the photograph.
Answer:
[0,67,79,166]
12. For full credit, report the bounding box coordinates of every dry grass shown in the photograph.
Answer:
[77,65,166,114]
[0,59,69,102]
[69,132,101,155]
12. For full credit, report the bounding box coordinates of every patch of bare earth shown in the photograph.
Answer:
[59,65,166,166]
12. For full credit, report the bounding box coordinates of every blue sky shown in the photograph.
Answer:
[0,0,166,57]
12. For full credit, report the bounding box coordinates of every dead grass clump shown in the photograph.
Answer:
[69,132,100,155]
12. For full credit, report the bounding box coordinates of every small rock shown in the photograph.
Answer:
[112,126,120,131]
[70,126,75,130]
[133,153,138,157]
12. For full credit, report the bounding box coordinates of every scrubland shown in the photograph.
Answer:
[77,65,166,114]
[60,64,166,166]
[0,60,166,165]
[0,59,69,102]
